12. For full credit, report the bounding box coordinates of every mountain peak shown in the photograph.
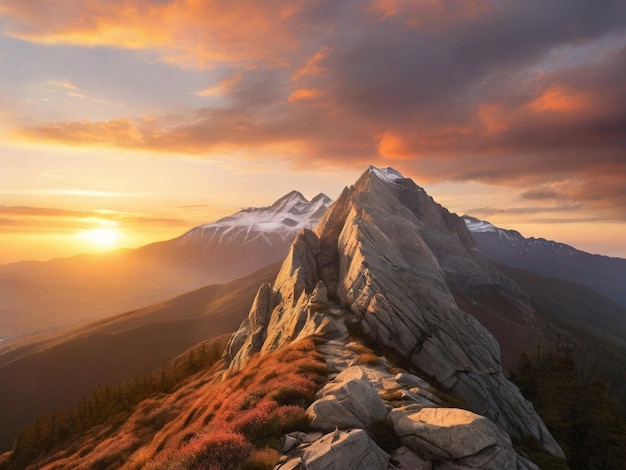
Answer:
[226,166,564,461]
[271,190,307,207]
[465,215,626,307]
[311,192,332,204]
[368,165,405,184]
[177,190,333,269]
[191,190,331,233]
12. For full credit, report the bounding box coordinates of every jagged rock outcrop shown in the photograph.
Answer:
[225,165,564,463]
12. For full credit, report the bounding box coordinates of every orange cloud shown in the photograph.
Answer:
[9,112,310,159]
[46,80,78,91]
[477,103,511,135]
[292,47,330,82]
[529,86,589,113]
[370,0,492,29]
[13,118,144,148]
[195,74,243,97]
[377,131,413,160]
[288,88,322,102]
[0,1,304,67]
[0,205,187,233]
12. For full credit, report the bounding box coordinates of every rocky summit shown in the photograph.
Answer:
[226,165,564,468]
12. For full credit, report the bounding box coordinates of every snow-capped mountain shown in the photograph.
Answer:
[463,215,626,307]
[178,191,332,249]
[159,190,333,282]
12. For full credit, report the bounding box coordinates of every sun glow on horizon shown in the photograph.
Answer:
[80,227,121,249]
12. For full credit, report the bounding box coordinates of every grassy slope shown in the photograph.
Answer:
[4,337,329,470]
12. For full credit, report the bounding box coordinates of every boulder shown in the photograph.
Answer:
[308,372,387,431]
[390,407,518,469]
[301,429,389,470]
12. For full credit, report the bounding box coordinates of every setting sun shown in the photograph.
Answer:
[82,228,120,248]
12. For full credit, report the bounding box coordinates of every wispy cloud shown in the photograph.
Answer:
[0,189,142,198]
[177,204,213,209]
[195,74,242,97]
[46,80,78,91]
[0,0,309,67]
[40,78,109,103]
[0,205,187,233]
[467,204,584,217]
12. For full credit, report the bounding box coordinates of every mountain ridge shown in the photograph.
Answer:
[463,215,626,307]
[179,190,331,247]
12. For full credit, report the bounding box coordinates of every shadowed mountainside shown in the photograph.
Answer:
[464,216,626,308]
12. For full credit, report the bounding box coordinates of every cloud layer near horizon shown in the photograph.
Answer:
[2,0,626,217]
[0,204,187,233]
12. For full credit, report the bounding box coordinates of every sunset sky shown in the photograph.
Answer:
[0,0,625,263]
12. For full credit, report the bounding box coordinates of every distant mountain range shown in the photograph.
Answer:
[463,216,626,308]
[0,192,331,341]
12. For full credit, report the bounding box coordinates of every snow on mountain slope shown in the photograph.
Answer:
[463,217,498,234]
[178,191,332,248]
[368,164,404,184]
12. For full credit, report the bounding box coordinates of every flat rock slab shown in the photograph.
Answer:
[391,407,498,459]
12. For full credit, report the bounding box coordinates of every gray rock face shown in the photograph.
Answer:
[225,166,564,459]
[276,358,537,469]
[389,446,432,470]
